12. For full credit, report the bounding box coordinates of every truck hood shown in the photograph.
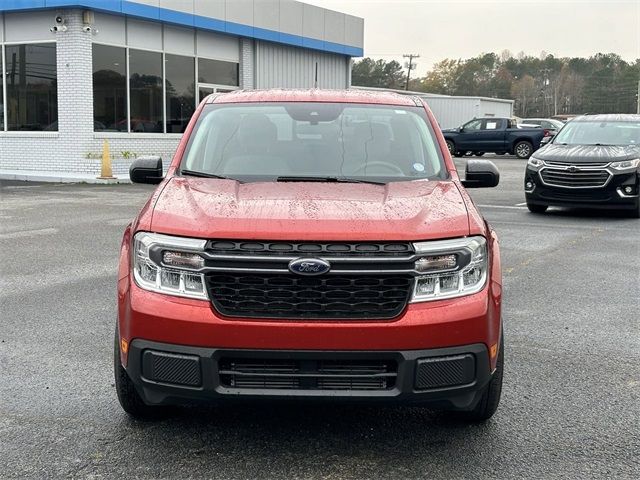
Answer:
[534,144,640,163]
[150,177,472,241]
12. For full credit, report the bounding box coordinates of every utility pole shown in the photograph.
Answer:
[637,79,640,114]
[403,54,420,91]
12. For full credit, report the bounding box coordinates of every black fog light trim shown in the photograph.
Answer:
[142,350,202,387]
[414,354,475,389]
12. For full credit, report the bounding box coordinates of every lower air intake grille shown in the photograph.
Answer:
[414,354,475,389]
[219,358,397,391]
[539,189,613,202]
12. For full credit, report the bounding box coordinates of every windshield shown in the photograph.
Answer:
[553,120,640,146]
[181,102,446,182]
[548,119,565,129]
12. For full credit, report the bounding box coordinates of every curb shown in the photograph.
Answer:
[0,171,132,184]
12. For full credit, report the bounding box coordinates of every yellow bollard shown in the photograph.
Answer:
[98,139,115,179]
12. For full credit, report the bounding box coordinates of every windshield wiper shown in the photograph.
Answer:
[276,176,386,185]
[180,169,240,181]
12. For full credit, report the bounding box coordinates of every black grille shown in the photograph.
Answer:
[415,354,475,389]
[219,357,397,391]
[206,273,413,319]
[544,160,610,168]
[206,240,413,257]
[142,350,202,387]
[540,168,610,188]
[539,189,613,203]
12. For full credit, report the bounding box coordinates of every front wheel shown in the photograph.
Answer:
[474,152,485,157]
[527,203,548,214]
[456,334,504,423]
[114,327,170,419]
[445,140,456,157]
[514,141,533,159]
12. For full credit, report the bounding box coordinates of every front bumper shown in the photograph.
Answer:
[118,278,502,354]
[124,340,493,410]
[525,167,639,209]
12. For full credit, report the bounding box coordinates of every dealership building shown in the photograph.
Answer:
[0,1,364,181]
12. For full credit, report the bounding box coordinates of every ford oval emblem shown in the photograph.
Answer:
[288,258,331,276]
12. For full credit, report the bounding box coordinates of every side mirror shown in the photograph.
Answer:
[458,126,464,132]
[461,159,500,188]
[540,135,554,146]
[129,156,163,184]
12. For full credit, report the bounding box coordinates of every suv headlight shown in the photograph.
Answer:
[527,156,545,169]
[609,158,640,171]
[410,236,488,302]
[132,232,208,300]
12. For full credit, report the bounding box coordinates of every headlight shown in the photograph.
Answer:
[133,232,208,300]
[527,156,545,169]
[609,158,640,171]
[411,236,487,302]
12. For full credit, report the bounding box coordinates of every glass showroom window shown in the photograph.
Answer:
[129,49,163,133]
[197,58,239,87]
[93,44,127,132]
[165,54,195,133]
[5,43,58,131]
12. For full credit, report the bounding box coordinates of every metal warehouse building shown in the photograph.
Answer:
[354,87,514,130]
[0,1,364,181]
[420,93,514,130]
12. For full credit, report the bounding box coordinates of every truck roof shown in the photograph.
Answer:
[210,89,420,106]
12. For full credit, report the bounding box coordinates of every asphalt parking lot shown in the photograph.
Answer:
[1,157,638,479]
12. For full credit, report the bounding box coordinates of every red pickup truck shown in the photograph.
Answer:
[115,90,504,422]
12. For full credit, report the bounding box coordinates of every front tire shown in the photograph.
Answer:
[445,140,457,157]
[474,152,485,157]
[527,202,548,214]
[114,327,169,419]
[514,141,533,159]
[458,334,504,422]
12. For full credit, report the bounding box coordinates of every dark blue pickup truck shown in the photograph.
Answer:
[442,117,545,159]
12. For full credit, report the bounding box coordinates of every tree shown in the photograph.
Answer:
[412,59,461,94]
[511,75,536,116]
[351,58,406,89]
[352,52,640,115]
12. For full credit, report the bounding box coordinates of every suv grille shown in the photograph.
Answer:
[203,241,416,320]
[206,273,413,319]
[540,167,610,188]
[219,357,397,391]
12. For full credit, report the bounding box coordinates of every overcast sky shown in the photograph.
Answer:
[306,0,640,75]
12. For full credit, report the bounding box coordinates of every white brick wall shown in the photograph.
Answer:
[0,10,180,177]
[240,38,255,89]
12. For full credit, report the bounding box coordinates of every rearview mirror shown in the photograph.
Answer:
[129,156,163,184]
[461,160,499,188]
